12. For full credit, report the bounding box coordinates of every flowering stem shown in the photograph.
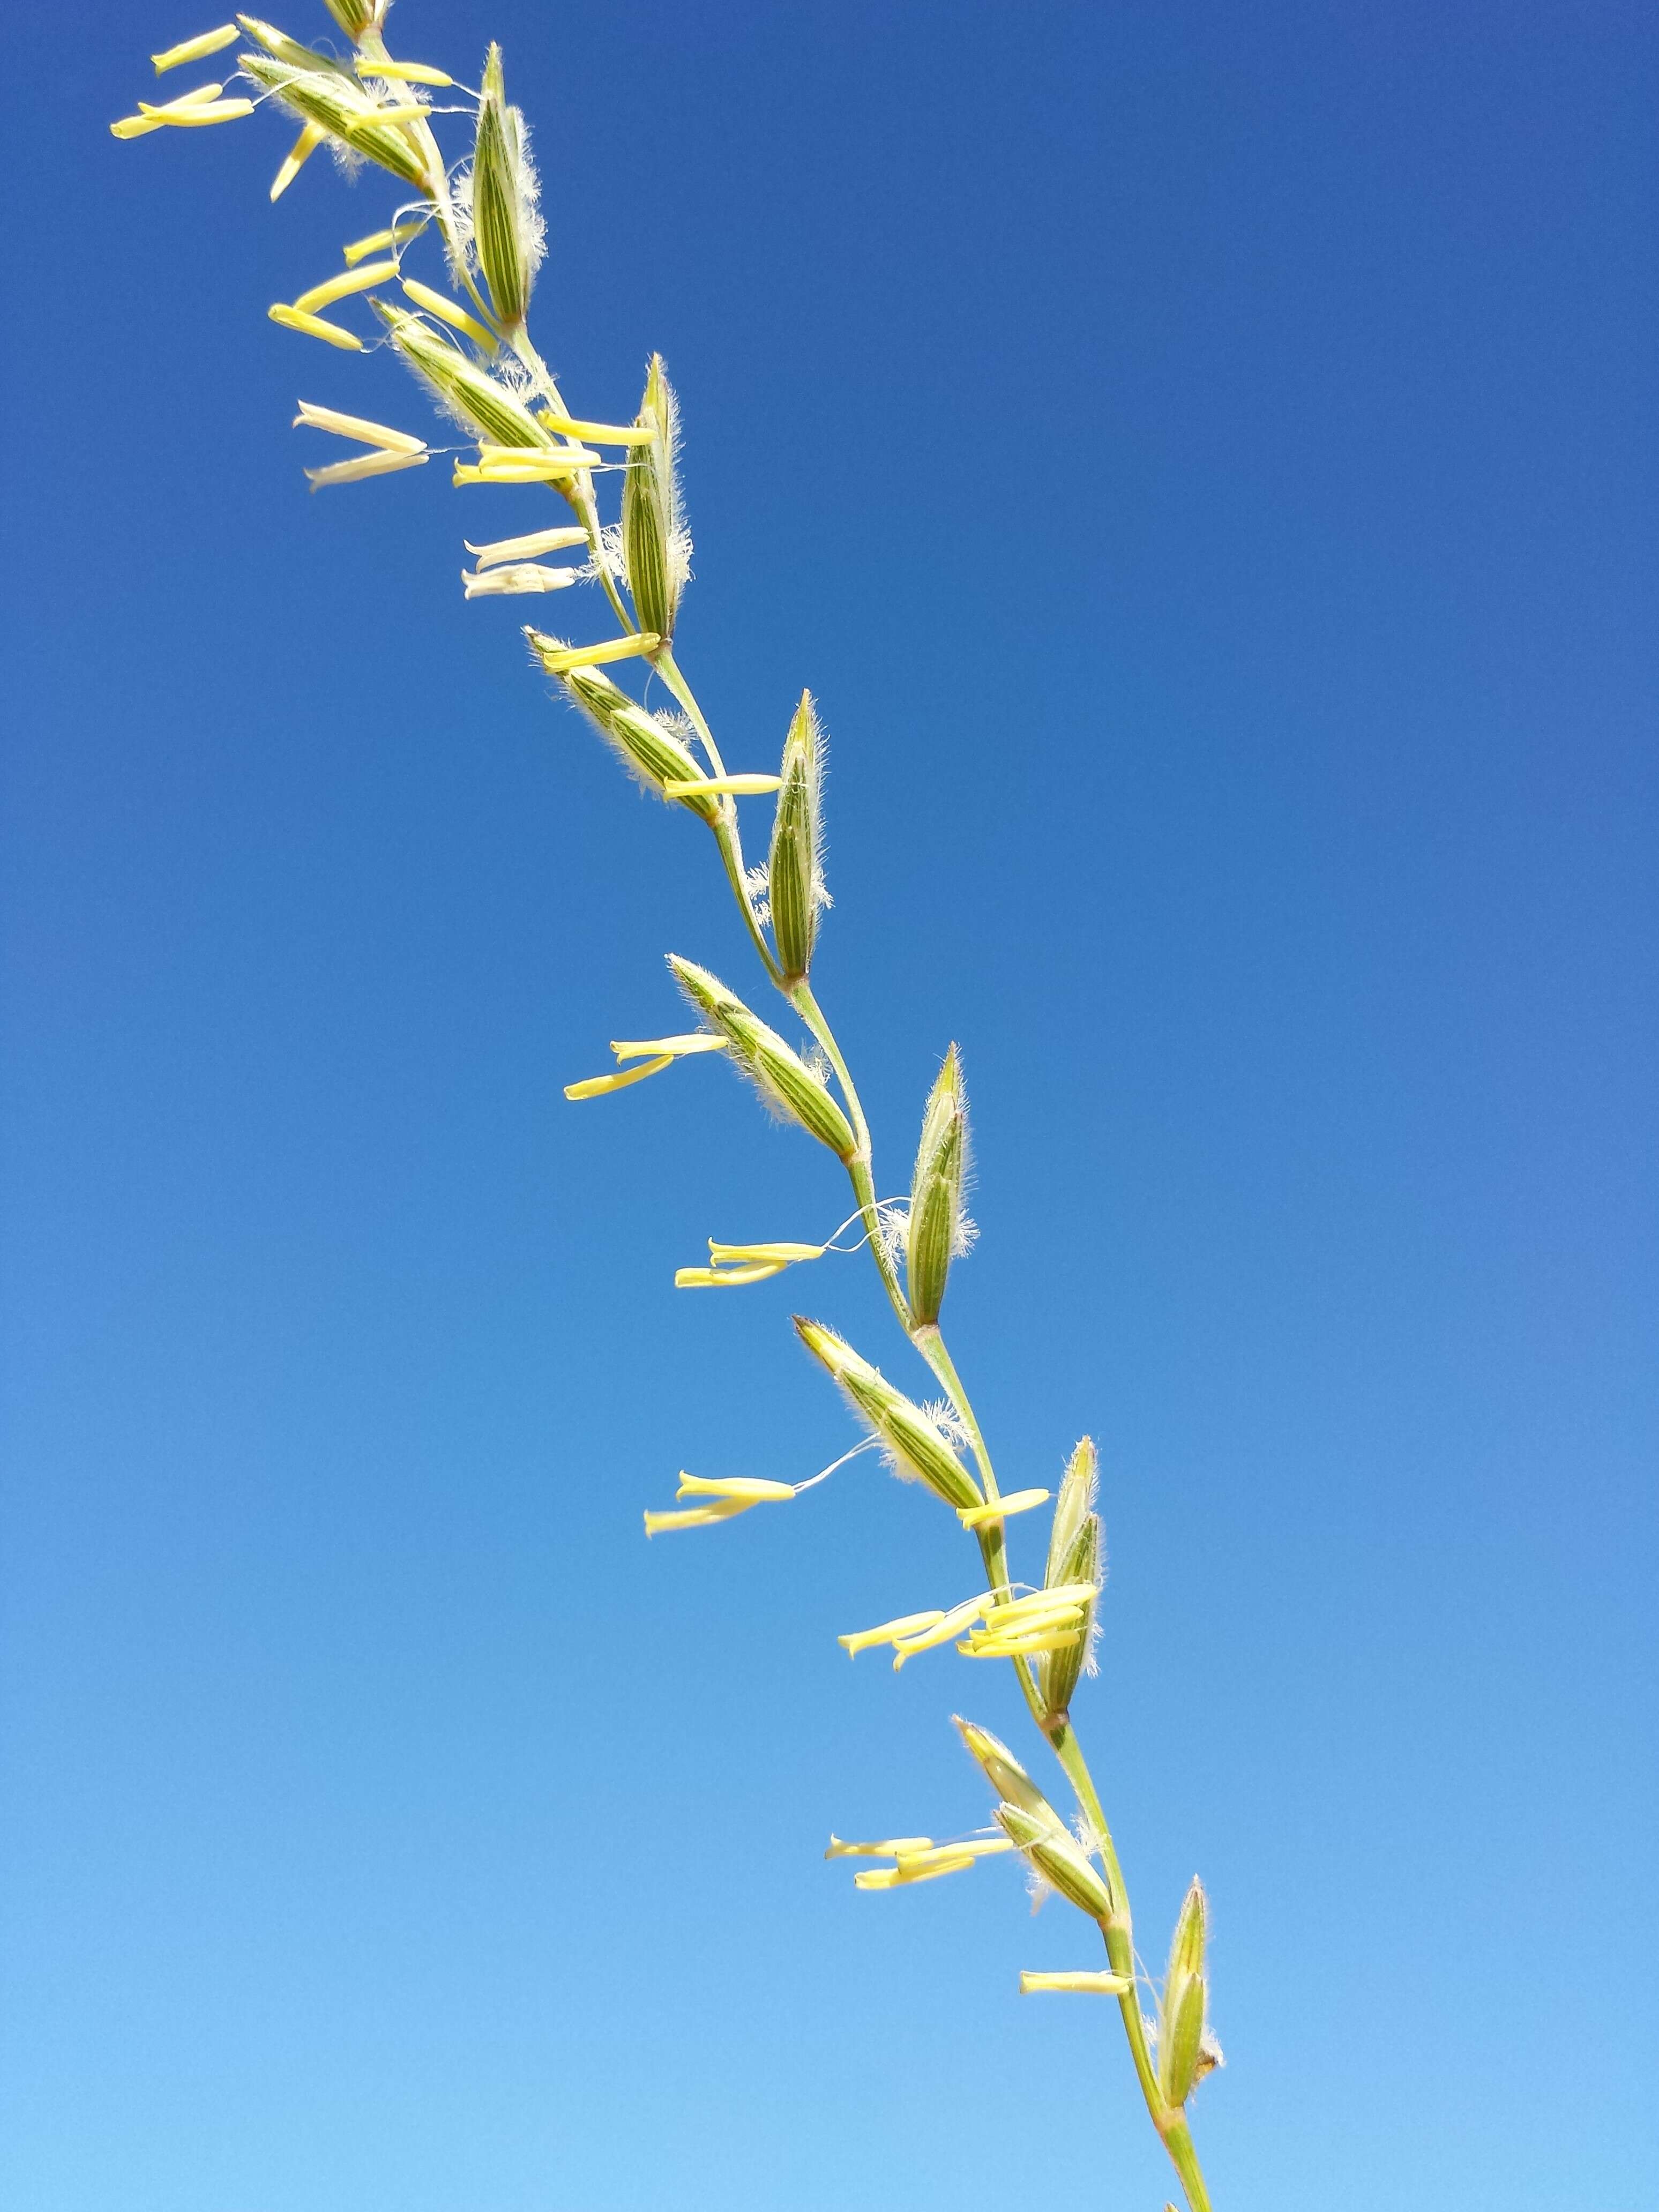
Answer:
[117,18,1222,2212]
[783,969,1213,2212]
[653,671,1218,2212]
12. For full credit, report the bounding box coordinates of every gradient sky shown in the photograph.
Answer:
[3,4,1655,2209]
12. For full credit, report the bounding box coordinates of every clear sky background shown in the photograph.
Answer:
[2,3,1654,2208]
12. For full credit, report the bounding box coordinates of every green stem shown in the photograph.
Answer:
[1162,2114,1214,2212]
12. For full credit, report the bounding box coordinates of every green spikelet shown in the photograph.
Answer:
[670,961,855,1159]
[321,0,376,35]
[794,1320,981,1509]
[997,1804,1116,1921]
[1156,1878,1211,2106]
[1037,1438,1102,1723]
[555,665,720,822]
[472,44,537,329]
[377,307,547,445]
[768,692,824,982]
[239,54,427,185]
[906,1045,968,1326]
[622,356,684,641]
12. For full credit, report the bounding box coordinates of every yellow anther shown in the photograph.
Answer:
[134,95,255,125]
[151,80,227,103]
[960,1629,1081,1658]
[527,634,661,674]
[675,1475,795,1503]
[305,450,429,490]
[111,115,166,139]
[956,1486,1050,1530]
[674,1264,788,1288]
[479,440,603,471]
[610,1034,729,1062]
[151,25,240,72]
[267,305,364,350]
[399,279,497,349]
[467,528,589,569]
[706,1242,825,1265]
[891,1595,990,1668]
[836,1610,945,1657]
[462,565,579,600]
[293,402,425,454]
[854,1853,976,1889]
[271,121,325,202]
[564,1053,672,1101]
[454,457,597,485]
[642,1500,753,1537]
[823,1836,933,1859]
[293,260,399,315]
[345,102,428,127]
[1018,1970,1134,1997]
[972,1600,1085,1634]
[661,774,783,799]
[893,1837,1013,1873]
[355,57,454,86]
[343,220,428,266]
[534,412,660,446]
[983,1582,1097,1618]
[465,525,590,569]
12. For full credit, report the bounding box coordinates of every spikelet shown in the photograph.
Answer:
[236,18,355,76]
[621,356,689,642]
[953,1717,1062,1822]
[554,663,720,821]
[906,1045,972,1327]
[671,961,856,1160]
[767,691,828,982]
[997,1803,1115,1923]
[794,1320,981,1509]
[1156,1879,1214,2106]
[1037,1437,1104,1723]
[320,0,378,37]
[469,43,543,330]
[238,54,429,188]
[378,308,546,446]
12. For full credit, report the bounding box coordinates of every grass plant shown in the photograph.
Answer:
[114,10,1225,2204]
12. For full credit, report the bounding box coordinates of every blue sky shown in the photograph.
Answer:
[2,3,1654,2208]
